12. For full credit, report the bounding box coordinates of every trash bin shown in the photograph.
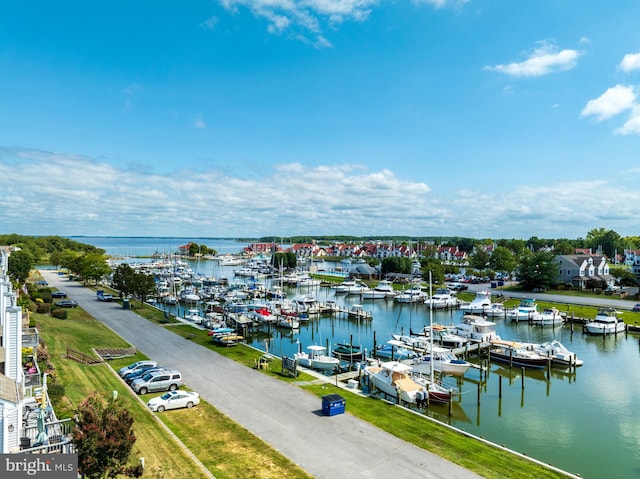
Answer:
[322,394,345,416]
[122,298,130,310]
[490,282,497,288]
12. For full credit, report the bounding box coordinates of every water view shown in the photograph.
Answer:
[77,237,640,479]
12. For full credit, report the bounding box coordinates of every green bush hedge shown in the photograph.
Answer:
[51,309,68,320]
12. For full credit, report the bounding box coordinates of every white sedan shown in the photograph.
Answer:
[147,391,200,412]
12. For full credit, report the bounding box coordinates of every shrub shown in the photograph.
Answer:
[51,309,68,320]
[36,303,50,314]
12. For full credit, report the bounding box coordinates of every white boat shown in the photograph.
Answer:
[521,339,584,367]
[364,361,425,404]
[347,304,373,320]
[423,324,470,348]
[395,285,427,303]
[346,281,370,295]
[459,290,492,313]
[375,340,418,360]
[294,345,340,371]
[276,315,300,329]
[184,309,205,324]
[584,308,626,335]
[484,303,507,318]
[453,314,499,342]
[334,279,357,294]
[361,280,396,300]
[488,339,549,369]
[506,298,540,323]
[409,346,472,376]
[424,289,459,309]
[531,307,565,327]
[248,307,276,324]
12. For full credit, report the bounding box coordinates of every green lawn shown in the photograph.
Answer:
[35,311,312,479]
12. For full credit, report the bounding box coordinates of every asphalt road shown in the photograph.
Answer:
[42,271,481,479]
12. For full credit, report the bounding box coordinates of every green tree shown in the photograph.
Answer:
[553,240,575,255]
[489,246,516,274]
[585,227,626,257]
[381,257,412,275]
[111,264,136,297]
[420,259,445,285]
[609,266,638,286]
[79,253,112,284]
[8,249,35,283]
[72,392,143,479]
[131,272,157,303]
[469,250,490,270]
[515,250,559,291]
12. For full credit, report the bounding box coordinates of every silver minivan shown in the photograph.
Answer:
[131,370,183,395]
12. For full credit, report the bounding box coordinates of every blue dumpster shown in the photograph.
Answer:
[322,394,345,416]
[490,282,497,288]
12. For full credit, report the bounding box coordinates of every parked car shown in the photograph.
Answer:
[97,290,114,301]
[131,370,183,395]
[147,391,200,412]
[35,280,48,286]
[124,366,167,385]
[633,304,640,312]
[51,291,67,298]
[117,360,158,378]
[54,300,78,308]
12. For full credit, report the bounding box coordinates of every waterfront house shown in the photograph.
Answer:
[555,253,615,289]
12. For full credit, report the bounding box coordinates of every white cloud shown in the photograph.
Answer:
[2,147,640,239]
[200,16,220,30]
[619,52,640,73]
[615,105,640,135]
[484,41,582,77]
[217,0,460,45]
[581,84,636,121]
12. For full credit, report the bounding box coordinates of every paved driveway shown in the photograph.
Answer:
[42,271,480,479]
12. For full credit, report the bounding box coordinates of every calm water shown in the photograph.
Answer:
[78,237,640,479]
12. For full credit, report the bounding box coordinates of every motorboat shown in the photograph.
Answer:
[409,346,472,376]
[520,339,584,368]
[345,281,370,295]
[484,303,507,318]
[488,339,548,369]
[294,345,340,371]
[183,309,205,324]
[331,343,365,362]
[506,298,540,323]
[425,324,470,348]
[394,285,427,303]
[364,361,425,404]
[347,304,373,320]
[584,308,626,335]
[276,315,300,329]
[453,314,499,342]
[248,307,276,324]
[459,290,492,313]
[333,280,358,294]
[424,289,460,309]
[361,280,396,300]
[531,307,565,327]
[374,340,419,360]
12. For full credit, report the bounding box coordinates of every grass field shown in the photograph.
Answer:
[35,310,312,479]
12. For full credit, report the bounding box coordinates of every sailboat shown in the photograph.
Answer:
[412,272,453,403]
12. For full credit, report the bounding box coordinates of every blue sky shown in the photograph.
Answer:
[2,1,640,240]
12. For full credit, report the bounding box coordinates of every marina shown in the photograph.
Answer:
[82,237,640,479]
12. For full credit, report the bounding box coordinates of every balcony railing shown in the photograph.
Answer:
[22,327,39,348]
